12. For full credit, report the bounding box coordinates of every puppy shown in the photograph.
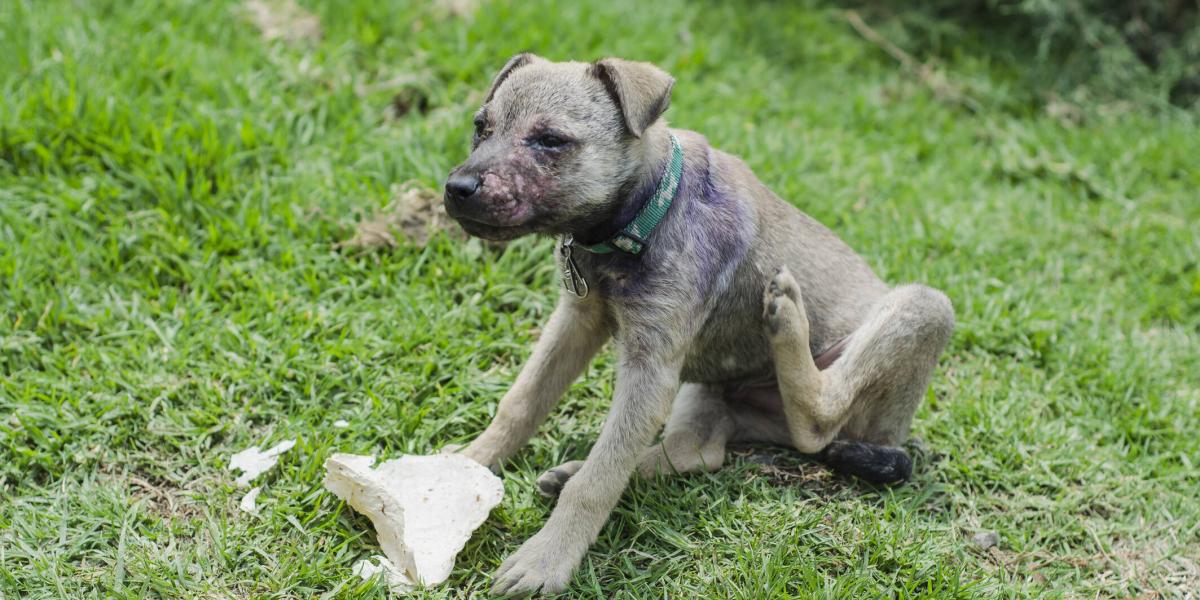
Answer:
[442,54,954,595]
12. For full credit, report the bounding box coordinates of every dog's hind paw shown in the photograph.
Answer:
[763,266,808,339]
[535,460,583,498]
[818,440,913,485]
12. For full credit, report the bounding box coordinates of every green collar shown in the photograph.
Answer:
[571,133,684,255]
[557,133,684,298]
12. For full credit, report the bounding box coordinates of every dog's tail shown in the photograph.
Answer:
[817,440,912,485]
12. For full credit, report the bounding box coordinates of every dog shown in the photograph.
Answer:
[441,54,955,595]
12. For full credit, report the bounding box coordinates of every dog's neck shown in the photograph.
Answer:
[574,125,673,245]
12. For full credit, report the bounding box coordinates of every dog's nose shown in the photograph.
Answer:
[444,173,481,200]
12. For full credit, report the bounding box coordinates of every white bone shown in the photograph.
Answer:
[324,453,503,588]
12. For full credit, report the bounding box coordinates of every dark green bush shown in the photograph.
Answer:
[875,0,1200,108]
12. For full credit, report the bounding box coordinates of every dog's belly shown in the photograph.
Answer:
[681,337,773,384]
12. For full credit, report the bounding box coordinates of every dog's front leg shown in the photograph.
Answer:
[492,346,682,595]
[462,294,608,468]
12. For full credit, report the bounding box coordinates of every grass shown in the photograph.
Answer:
[1,0,1198,597]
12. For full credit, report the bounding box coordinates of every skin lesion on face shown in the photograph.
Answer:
[447,65,629,243]
[450,142,568,241]
[479,170,534,219]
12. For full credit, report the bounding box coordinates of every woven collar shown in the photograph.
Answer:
[571,133,684,255]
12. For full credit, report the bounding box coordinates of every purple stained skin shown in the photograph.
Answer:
[593,139,750,301]
[595,253,653,298]
[687,174,749,294]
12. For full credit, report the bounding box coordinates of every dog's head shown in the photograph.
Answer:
[443,54,674,241]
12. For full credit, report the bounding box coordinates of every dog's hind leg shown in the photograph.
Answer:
[537,384,734,497]
[636,383,735,477]
[762,267,954,483]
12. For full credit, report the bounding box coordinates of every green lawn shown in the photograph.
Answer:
[2,0,1198,597]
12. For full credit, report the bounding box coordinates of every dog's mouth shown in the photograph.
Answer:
[445,194,543,241]
[453,213,540,241]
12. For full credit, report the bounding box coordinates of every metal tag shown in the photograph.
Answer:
[559,235,589,298]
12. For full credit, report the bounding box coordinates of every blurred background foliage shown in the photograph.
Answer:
[859,0,1200,109]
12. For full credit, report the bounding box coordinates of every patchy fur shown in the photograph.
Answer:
[443,55,955,596]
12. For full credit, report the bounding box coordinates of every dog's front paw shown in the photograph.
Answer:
[492,527,585,596]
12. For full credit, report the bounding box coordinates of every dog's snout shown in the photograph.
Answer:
[445,173,481,200]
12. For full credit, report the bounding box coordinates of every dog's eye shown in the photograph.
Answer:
[528,133,571,150]
[472,118,491,146]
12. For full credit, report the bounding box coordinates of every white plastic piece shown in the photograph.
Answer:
[324,453,504,589]
[228,439,296,487]
[333,419,350,428]
[352,555,415,593]
[239,486,262,514]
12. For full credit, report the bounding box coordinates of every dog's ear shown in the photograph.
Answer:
[589,58,675,138]
[484,53,544,104]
